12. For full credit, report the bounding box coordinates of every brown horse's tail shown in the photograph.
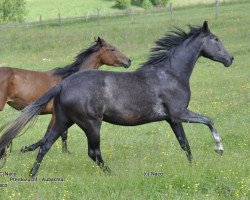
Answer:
[0,84,62,162]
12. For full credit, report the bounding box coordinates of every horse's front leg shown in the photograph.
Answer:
[167,121,192,162]
[175,109,223,154]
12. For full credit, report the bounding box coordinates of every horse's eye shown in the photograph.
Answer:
[214,37,219,42]
[111,48,115,52]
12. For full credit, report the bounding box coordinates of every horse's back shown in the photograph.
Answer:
[60,70,107,103]
[0,66,15,78]
[0,66,48,79]
[0,66,60,112]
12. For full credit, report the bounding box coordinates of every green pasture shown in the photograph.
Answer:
[25,0,233,22]
[25,0,142,22]
[0,0,249,199]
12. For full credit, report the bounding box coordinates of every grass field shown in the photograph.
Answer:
[25,0,143,21]
[0,0,249,199]
[25,0,234,22]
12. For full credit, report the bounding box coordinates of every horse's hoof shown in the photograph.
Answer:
[0,158,7,168]
[214,148,223,155]
[29,169,37,177]
[20,146,28,153]
[185,151,193,163]
[102,166,112,175]
[29,172,36,177]
[62,149,71,154]
[188,156,193,164]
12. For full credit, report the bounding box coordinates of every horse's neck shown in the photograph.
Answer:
[78,52,102,71]
[168,36,203,82]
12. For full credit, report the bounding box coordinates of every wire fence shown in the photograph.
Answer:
[0,1,222,30]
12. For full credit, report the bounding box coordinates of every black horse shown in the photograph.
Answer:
[0,21,233,176]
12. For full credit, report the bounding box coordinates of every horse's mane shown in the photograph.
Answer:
[53,42,100,79]
[140,25,204,68]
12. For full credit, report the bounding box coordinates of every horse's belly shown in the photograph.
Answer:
[103,111,167,126]
[7,97,53,114]
[7,99,28,111]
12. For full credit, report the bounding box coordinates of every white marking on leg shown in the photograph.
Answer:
[212,129,224,153]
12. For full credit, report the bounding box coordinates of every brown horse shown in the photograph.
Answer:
[0,37,131,155]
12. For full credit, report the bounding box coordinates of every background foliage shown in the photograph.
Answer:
[0,0,26,22]
[116,0,169,9]
[115,0,131,9]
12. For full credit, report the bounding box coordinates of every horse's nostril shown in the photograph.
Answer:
[231,56,234,61]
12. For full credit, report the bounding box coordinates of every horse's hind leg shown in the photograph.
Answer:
[21,112,70,154]
[29,117,72,176]
[20,117,54,153]
[20,132,50,153]
[29,129,61,177]
[77,119,111,174]
[168,121,192,162]
[47,112,71,154]
[61,130,70,154]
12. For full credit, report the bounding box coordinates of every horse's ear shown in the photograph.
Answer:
[202,21,210,32]
[97,37,106,46]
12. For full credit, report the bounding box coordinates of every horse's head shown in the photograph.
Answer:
[95,37,131,68]
[200,21,234,67]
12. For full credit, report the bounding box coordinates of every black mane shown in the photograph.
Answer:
[140,25,204,67]
[53,42,100,79]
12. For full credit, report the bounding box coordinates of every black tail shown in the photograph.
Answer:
[0,84,62,160]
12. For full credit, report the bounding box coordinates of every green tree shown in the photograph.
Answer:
[131,0,143,6]
[142,0,153,9]
[131,0,169,8]
[151,0,169,7]
[0,0,26,22]
[115,0,131,9]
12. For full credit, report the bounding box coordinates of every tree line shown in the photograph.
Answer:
[115,0,169,9]
[0,0,26,22]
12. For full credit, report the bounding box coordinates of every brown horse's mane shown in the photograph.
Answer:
[53,42,100,79]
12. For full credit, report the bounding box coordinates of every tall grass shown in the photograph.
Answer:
[0,1,249,199]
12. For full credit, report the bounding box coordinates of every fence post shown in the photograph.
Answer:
[131,9,134,24]
[25,20,29,29]
[215,0,220,18]
[86,11,89,22]
[96,8,100,25]
[58,13,61,25]
[169,2,173,21]
[127,7,133,24]
[39,15,42,25]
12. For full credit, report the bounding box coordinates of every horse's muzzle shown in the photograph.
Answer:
[123,59,131,68]
[224,55,234,67]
